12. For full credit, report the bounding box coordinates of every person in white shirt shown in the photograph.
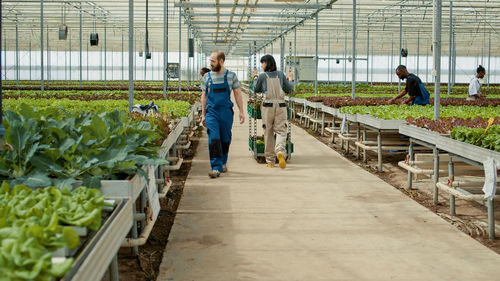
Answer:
[467,65,485,100]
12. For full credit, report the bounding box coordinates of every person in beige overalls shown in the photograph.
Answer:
[253,55,293,168]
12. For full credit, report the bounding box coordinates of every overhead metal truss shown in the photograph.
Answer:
[1,0,500,57]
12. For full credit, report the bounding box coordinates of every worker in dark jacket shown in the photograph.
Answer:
[388,65,430,105]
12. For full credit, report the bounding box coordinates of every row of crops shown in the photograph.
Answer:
[2,80,201,91]
[1,184,105,280]
[0,80,200,280]
[3,80,188,86]
[294,87,500,152]
[291,82,500,96]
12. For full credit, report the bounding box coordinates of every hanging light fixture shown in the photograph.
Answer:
[90,6,99,46]
[145,0,151,59]
[59,4,68,40]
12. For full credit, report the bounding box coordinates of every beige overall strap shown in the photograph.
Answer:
[264,72,283,101]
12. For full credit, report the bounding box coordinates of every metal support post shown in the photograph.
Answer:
[109,255,119,281]
[377,131,382,172]
[356,125,360,159]
[45,26,50,87]
[433,146,439,205]
[122,30,124,82]
[487,199,495,239]
[362,128,367,162]
[352,0,356,98]
[178,6,181,94]
[366,25,369,84]
[47,26,50,85]
[426,39,429,83]
[86,42,89,80]
[144,29,148,81]
[129,0,135,113]
[447,1,452,95]
[29,41,32,80]
[398,6,402,92]
[294,23,297,90]
[407,139,414,189]
[3,38,6,80]
[134,36,137,80]
[487,33,491,87]
[104,22,107,86]
[343,34,347,84]
[100,45,102,80]
[321,112,325,136]
[79,5,82,87]
[417,31,420,76]
[69,37,72,80]
[449,160,455,215]
[130,203,139,255]
[288,41,292,83]
[280,36,285,71]
[0,0,4,161]
[186,28,190,85]
[452,32,456,86]
[140,189,147,229]
[65,39,67,80]
[328,35,330,82]
[315,0,318,96]
[391,37,393,85]
[248,43,251,85]
[371,38,373,85]
[433,0,442,120]
[41,0,44,91]
[15,19,19,85]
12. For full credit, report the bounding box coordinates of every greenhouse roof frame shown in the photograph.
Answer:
[1,0,500,57]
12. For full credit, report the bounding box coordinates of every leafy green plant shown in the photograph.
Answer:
[339,105,500,120]
[3,98,191,118]
[0,183,106,280]
[451,125,500,152]
[3,90,200,105]
[0,105,168,189]
[307,96,500,107]
[405,117,500,134]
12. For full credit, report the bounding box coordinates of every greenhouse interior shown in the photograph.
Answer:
[1,0,500,280]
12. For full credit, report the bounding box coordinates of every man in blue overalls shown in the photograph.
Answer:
[388,65,430,105]
[201,50,245,178]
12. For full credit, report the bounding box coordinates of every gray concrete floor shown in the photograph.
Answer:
[157,101,500,281]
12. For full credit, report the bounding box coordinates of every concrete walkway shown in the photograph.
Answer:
[158,101,500,280]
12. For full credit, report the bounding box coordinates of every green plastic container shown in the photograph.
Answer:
[249,137,294,154]
[247,104,291,120]
[247,104,262,119]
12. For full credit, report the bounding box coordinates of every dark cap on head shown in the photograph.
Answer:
[477,65,485,74]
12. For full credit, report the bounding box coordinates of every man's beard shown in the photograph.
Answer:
[211,63,221,72]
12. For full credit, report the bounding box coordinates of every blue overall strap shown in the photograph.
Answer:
[205,72,212,98]
[409,74,430,105]
[207,70,233,108]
